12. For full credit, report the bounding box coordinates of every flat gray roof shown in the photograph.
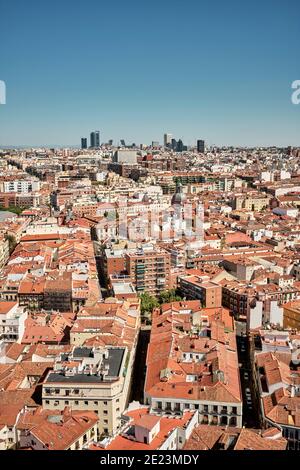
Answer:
[112,283,136,294]
[45,348,125,384]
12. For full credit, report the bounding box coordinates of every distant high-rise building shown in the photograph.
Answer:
[152,141,159,148]
[197,139,205,153]
[90,131,100,148]
[171,139,177,151]
[113,150,137,164]
[120,139,126,147]
[108,139,113,146]
[164,133,172,147]
[176,139,184,152]
[90,132,95,148]
[81,138,87,149]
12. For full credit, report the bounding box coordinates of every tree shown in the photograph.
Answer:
[158,289,182,305]
[5,234,17,255]
[139,292,159,317]
[0,205,23,215]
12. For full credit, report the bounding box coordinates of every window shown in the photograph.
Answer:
[103,428,108,434]
[75,401,79,405]
[104,419,108,424]
[103,410,108,415]
[84,401,88,405]
[94,401,98,405]
[45,400,50,405]
[65,401,69,405]
[103,401,107,405]
[116,407,120,412]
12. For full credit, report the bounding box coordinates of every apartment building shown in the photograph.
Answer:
[184,424,287,450]
[144,301,242,427]
[100,249,126,282]
[0,192,40,208]
[43,273,73,312]
[0,301,27,343]
[178,274,222,308]
[234,194,271,211]
[42,346,131,436]
[90,404,198,451]
[254,350,300,450]
[69,299,140,346]
[17,407,99,450]
[125,248,171,296]
[283,300,300,329]
[2,180,40,193]
[221,279,299,322]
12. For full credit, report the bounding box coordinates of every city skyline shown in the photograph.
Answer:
[1,0,300,457]
[0,0,299,147]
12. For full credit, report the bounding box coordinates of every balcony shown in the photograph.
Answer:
[150,408,182,417]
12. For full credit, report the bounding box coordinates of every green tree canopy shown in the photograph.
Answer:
[139,292,159,316]
[5,234,17,255]
[158,289,182,304]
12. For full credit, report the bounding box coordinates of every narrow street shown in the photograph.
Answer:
[129,329,150,403]
[236,323,260,428]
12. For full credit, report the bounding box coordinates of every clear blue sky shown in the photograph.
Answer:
[0,0,299,147]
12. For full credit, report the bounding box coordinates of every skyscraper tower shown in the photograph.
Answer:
[164,133,172,147]
[90,131,100,148]
[95,131,100,147]
[176,139,184,152]
[81,138,87,149]
[171,138,177,151]
[197,139,205,153]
